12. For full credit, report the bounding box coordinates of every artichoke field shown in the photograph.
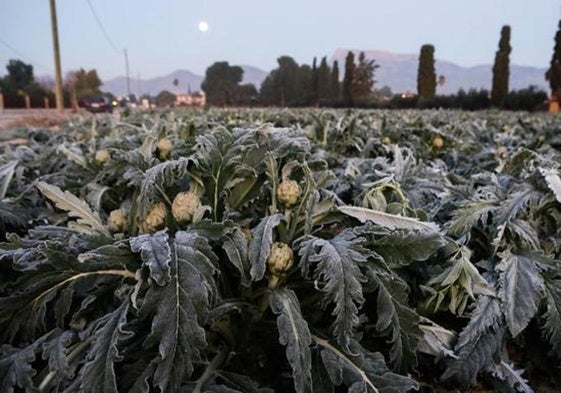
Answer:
[1,108,561,392]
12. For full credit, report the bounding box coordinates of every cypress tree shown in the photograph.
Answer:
[546,19,561,101]
[317,56,331,102]
[343,51,356,106]
[417,44,436,101]
[330,60,340,102]
[491,25,511,107]
[310,57,318,105]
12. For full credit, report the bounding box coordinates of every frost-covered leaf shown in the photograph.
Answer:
[299,229,371,352]
[497,250,544,337]
[222,227,251,287]
[270,288,312,393]
[539,167,561,203]
[36,181,109,236]
[442,296,505,387]
[417,318,456,359]
[506,219,541,250]
[447,200,498,236]
[138,231,218,393]
[249,213,283,281]
[315,336,418,392]
[424,246,494,316]
[130,230,172,286]
[369,273,422,371]
[338,205,440,232]
[0,332,49,393]
[373,229,446,268]
[42,330,74,380]
[78,302,132,393]
[542,276,561,358]
[0,160,17,199]
[488,361,534,393]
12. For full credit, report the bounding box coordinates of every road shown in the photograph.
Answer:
[0,108,77,132]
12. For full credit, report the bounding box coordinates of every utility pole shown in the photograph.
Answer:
[49,0,64,113]
[124,49,131,97]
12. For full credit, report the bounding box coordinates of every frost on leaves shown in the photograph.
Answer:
[137,231,219,393]
[298,229,371,352]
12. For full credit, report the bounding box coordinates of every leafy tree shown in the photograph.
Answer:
[343,51,356,106]
[156,90,176,107]
[417,44,436,101]
[5,59,34,91]
[546,19,561,101]
[259,56,304,106]
[491,25,511,108]
[201,61,243,106]
[66,68,103,100]
[353,52,378,102]
[236,83,258,106]
[330,60,340,101]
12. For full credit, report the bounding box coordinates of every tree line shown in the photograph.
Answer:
[0,59,111,109]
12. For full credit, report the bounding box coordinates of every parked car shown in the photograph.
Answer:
[84,96,113,113]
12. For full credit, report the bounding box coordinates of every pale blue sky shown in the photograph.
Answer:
[0,0,559,81]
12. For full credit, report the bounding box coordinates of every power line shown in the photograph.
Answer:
[85,0,121,53]
[0,36,52,72]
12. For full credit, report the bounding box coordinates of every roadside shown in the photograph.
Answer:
[0,108,77,133]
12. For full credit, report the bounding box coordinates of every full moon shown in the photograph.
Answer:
[198,20,209,32]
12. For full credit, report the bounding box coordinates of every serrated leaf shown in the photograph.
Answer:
[0,160,17,199]
[370,274,422,371]
[36,181,109,236]
[298,230,369,352]
[315,336,418,393]
[417,319,456,359]
[447,200,498,236]
[373,229,446,268]
[442,296,505,387]
[130,230,172,286]
[539,167,561,203]
[541,277,561,358]
[270,288,313,393]
[139,231,218,393]
[42,330,74,380]
[222,227,251,287]
[0,333,49,393]
[338,205,440,232]
[487,361,534,393]
[78,302,132,393]
[497,250,543,337]
[249,213,283,281]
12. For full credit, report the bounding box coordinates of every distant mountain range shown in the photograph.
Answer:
[101,49,549,97]
[332,49,548,95]
[102,66,268,97]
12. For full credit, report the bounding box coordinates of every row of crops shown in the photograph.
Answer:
[1,108,561,392]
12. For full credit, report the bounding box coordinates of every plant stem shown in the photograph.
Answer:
[193,345,230,393]
[39,336,94,391]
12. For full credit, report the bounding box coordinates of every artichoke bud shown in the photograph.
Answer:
[276,179,301,208]
[432,136,444,149]
[172,191,201,224]
[267,242,294,276]
[140,202,167,233]
[157,137,172,160]
[95,149,110,164]
[107,209,127,233]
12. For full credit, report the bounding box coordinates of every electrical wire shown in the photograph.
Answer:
[85,0,122,53]
[0,36,52,72]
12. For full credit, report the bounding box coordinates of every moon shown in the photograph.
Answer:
[198,20,209,33]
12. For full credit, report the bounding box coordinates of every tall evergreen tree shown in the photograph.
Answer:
[353,52,378,102]
[491,25,511,107]
[310,57,318,105]
[343,51,356,106]
[330,60,340,101]
[317,56,331,102]
[546,19,561,101]
[417,44,436,101]
[259,56,302,106]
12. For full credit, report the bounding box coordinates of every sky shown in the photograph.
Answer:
[0,0,560,83]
